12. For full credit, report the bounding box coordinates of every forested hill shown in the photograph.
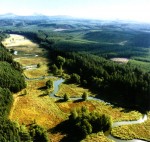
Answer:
[0,45,25,92]
[0,34,27,141]
[49,50,150,111]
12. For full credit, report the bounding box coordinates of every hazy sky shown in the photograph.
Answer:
[1,0,150,22]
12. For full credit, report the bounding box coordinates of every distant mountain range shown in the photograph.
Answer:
[0,13,149,23]
[0,13,150,31]
[0,13,17,18]
[0,13,77,21]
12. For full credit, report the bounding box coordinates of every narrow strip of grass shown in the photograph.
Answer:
[129,59,150,72]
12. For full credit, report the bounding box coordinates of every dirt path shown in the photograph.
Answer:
[9,95,19,119]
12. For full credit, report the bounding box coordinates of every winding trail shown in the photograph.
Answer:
[49,78,148,142]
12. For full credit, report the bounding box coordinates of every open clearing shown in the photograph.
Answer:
[110,58,129,63]
[2,34,38,48]
[2,34,46,55]
[4,34,149,142]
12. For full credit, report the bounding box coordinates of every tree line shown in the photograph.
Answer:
[49,50,150,111]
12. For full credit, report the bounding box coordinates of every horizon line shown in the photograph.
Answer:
[0,12,150,24]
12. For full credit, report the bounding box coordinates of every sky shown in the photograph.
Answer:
[0,0,150,23]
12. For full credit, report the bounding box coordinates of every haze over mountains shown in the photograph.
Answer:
[1,13,150,32]
[0,13,150,23]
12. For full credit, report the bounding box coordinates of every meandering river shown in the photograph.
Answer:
[50,78,148,142]
[22,67,149,142]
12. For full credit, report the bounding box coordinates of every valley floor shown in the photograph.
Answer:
[3,34,150,142]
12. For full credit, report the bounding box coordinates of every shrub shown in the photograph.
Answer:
[82,92,88,101]
[64,93,70,101]
[46,80,53,89]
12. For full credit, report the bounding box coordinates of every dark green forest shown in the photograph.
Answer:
[5,22,150,65]
[0,35,48,142]
[50,51,150,111]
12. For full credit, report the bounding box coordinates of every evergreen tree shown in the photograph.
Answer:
[46,80,53,89]
[82,92,88,101]
[64,93,70,101]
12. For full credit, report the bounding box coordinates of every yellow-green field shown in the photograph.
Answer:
[24,64,50,78]
[4,34,149,142]
[56,83,94,98]
[2,34,41,53]
[111,112,150,141]
[10,79,67,142]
